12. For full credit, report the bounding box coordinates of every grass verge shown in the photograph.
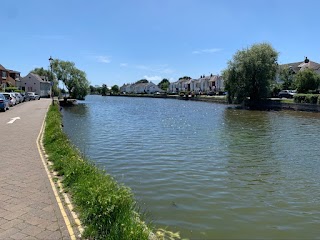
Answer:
[43,104,151,239]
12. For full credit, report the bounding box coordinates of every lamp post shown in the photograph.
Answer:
[49,56,54,105]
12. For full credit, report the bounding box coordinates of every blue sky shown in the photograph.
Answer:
[2,0,320,87]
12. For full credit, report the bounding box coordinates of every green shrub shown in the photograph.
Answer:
[43,105,150,239]
[294,68,320,93]
[294,94,319,104]
[309,95,319,104]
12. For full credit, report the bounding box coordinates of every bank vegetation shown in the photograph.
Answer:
[43,104,151,239]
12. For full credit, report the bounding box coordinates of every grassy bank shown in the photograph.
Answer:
[43,104,150,239]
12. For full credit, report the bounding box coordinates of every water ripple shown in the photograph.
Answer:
[63,96,320,239]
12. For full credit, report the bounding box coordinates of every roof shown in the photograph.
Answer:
[24,73,51,83]
[209,75,219,82]
[8,70,20,74]
[280,58,320,73]
[0,64,7,71]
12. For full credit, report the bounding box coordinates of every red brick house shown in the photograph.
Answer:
[0,64,21,90]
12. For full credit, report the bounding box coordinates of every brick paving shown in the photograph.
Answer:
[0,99,71,239]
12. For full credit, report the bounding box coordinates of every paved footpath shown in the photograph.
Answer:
[0,99,71,239]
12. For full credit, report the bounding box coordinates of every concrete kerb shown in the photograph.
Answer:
[36,105,84,239]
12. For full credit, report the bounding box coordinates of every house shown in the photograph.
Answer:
[0,64,21,90]
[209,75,224,92]
[169,77,190,93]
[120,83,131,93]
[169,74,224,94]
[276,57,320,82]
[9,70,21,88]
[133,82,147,93]
[120,82,163,94]
[20,73,52,97]
[0,64,7,90]
[145,82,163,93]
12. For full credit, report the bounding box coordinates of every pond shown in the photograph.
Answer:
[62,95,320,239]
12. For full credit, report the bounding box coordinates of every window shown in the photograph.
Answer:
[2,71,6,79]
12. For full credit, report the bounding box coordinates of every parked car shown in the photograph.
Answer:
[20,92,30,101]
[27,92,40,100]
[14,92,24,103]
[1,93,15,107]
[0,93,10,111]
[10,92,20,103]
[8,93,18,105]
[278,90,296,99]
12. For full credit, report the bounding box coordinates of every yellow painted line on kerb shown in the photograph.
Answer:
[37,107,76,240]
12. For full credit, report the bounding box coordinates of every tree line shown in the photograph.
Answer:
[91,78,171,95]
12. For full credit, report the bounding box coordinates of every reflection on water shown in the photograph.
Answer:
[62,96,320,239]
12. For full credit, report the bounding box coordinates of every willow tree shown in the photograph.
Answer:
[223,43,278,104]
[51,59,90,100]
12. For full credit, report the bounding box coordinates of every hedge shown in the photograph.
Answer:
[294,94,320,104]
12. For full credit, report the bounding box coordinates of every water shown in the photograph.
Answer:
[62,95,320,239]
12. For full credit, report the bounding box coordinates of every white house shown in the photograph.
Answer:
[169,75,224,94]
[20,73,52,97]
[145,82,163,93]
[120,83,133,93]
[209,75,224,92]
[169,77,190,93]
[120,82,163,94]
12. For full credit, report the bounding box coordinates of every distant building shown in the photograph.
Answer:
[120,82,163,94]
[169,74,224,94]
[276,57,320,82]
[0,64,21,90]
[20,73,52,97]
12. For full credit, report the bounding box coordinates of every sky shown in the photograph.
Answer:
[1,0,320,87]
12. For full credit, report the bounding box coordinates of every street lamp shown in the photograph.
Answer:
[49,56,54,105]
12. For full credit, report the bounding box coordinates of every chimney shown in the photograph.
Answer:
[304,57,309,63]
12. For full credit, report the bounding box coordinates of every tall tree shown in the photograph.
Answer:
[111,85,119,94]
[279,66,295,90]
[90,85,96,94]
[294,68,320,93]
[51,59,90,100]
[158,78,170,91]
[101,84,108,96]
[31,67,50,76]
[222,43,278,104]
[68,68,90,100]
